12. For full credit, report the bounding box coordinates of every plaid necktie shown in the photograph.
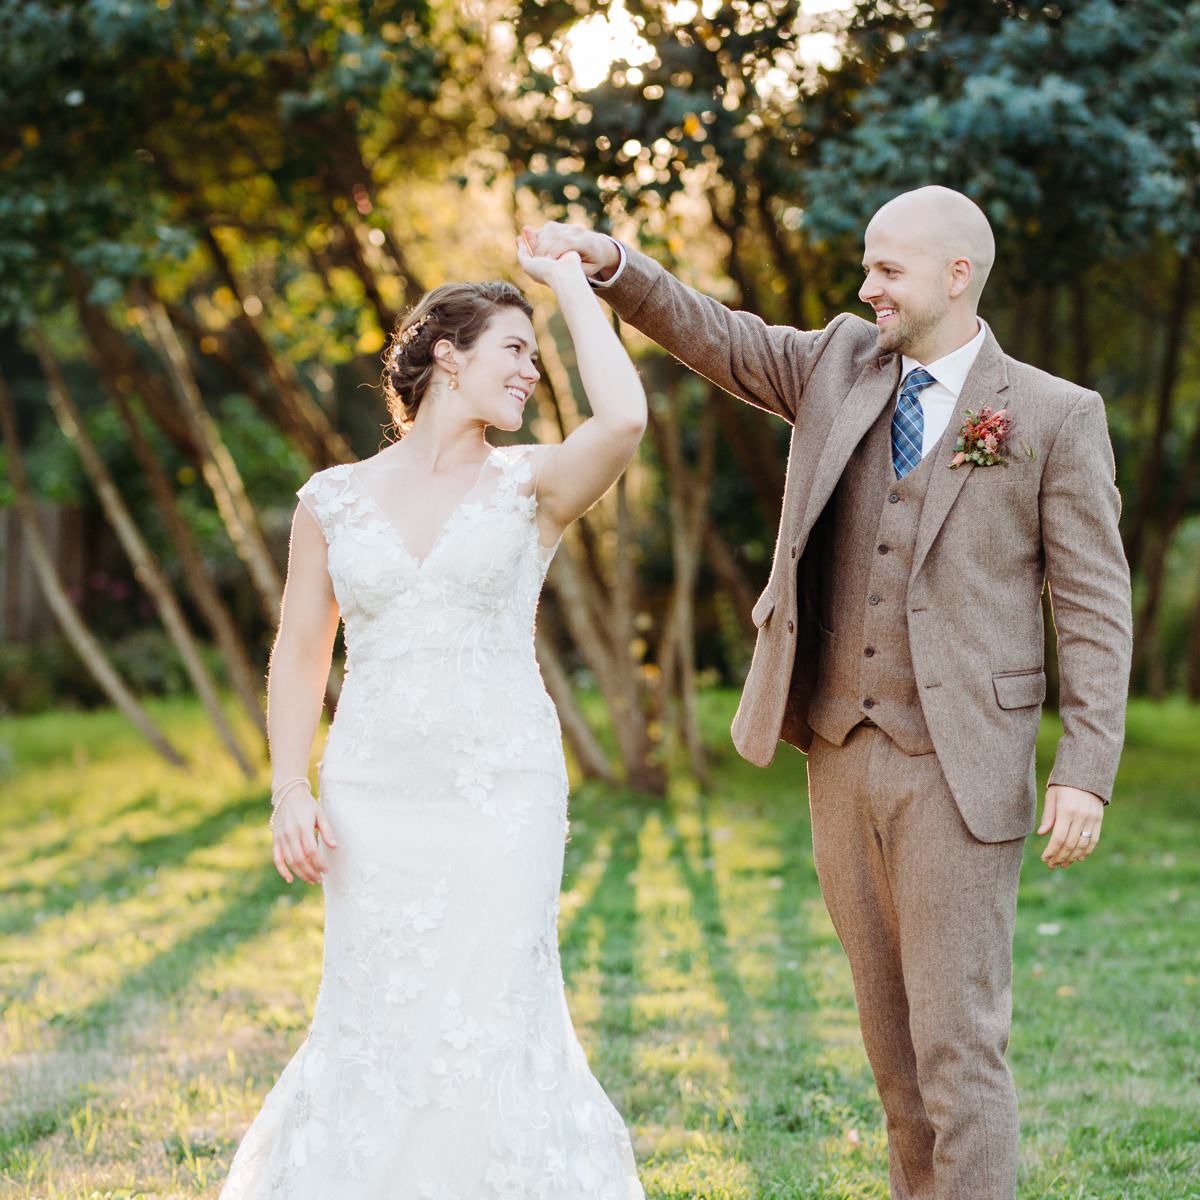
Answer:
[891,367,936,480]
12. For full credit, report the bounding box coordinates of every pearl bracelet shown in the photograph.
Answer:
[269,776,312,828]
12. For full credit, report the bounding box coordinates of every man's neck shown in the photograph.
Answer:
[906,316,982,367]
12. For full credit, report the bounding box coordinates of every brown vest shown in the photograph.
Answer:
[807,399,943,754]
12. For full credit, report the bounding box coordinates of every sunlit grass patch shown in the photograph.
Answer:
[1,693,1197,1196]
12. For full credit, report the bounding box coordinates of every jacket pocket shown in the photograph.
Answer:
[970,462,1036,483]
[992,669,1046,709]
[751,592,776,628]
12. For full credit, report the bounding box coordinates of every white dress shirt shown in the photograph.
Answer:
[593,241,987,459]
[900,320,986,457]
[589,238,629,289]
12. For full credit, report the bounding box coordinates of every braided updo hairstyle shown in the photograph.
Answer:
[382,281,534,433]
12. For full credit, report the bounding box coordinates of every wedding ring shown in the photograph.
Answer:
[1080,831,1092,839]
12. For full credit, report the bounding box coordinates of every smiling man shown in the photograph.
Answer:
[531,186,1133,1200]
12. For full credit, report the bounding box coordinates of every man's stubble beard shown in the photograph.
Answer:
[879,300,946,359]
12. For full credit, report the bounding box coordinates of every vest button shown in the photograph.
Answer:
[864,646,875,657]
[863,698,875,709]
[888,493,900,503]
[787,619,794,633]
[869,593,881,606]
[790,544,797,559]
[878,544,889,555]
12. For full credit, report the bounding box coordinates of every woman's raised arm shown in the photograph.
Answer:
[516,230,647,539]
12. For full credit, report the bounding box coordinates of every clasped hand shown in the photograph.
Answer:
[272,790,339,885]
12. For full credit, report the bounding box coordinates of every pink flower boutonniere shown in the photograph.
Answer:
[948,406,1027,469]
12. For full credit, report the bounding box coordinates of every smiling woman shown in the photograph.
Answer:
[216,241,648,1197]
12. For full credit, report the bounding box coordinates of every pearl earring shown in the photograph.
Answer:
[448,372,460,391]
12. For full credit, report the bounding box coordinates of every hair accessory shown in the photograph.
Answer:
[394,310,433,357]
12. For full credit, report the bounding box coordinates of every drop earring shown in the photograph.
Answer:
[448,371,460,391]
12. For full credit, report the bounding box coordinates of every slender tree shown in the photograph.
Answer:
[0,365,186,766]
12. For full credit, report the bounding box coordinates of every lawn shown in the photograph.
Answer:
[0,693,1197,1198]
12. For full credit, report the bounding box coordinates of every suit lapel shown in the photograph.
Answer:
[910,330,1011,579]
[799,355,900,538]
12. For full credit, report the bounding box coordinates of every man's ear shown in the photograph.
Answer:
[948,257,973,300]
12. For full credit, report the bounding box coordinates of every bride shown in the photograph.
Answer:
[219,233,646,1198]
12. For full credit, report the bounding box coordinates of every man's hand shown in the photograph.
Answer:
[516,228,583,288]
[527,221,621,281]
[1038,784,1104,868]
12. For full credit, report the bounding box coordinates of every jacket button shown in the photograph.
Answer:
[862,698,875,709]
[888,493,900,503]
[787,619,795,633]
[869,593,881,606]
[878,544,889,554]
[864,646,875,657]
[790,544,797,559]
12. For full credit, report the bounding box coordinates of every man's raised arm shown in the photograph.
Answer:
[527,221,834,424]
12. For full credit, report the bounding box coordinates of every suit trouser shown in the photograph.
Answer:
[807,725,1025,1200]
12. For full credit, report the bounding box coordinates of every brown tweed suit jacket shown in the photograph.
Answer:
[602,245,1132,842]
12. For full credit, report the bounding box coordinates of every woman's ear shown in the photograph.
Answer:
[431,336,458,373]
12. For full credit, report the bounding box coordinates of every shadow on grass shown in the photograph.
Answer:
[0,790,267,939]
[0,1089,101,1174]
[49,857,285,1041]
[559,790,649,1090]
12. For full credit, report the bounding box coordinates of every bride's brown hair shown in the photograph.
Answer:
[382,282,533,433]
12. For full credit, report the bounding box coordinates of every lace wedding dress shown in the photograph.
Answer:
[220,444,644,1199]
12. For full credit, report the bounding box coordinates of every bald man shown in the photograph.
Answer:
[531,187,1132,1200]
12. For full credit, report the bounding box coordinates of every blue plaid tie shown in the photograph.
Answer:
[891,367,935,480]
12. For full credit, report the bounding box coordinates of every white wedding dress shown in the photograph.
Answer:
[220,444,644,1199]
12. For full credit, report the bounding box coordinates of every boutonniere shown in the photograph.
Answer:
[948,406,1033,469]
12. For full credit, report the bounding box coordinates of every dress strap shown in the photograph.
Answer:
[296,465,356,543]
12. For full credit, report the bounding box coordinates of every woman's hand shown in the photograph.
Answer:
[516,227,584,288]
[272,789,338,885]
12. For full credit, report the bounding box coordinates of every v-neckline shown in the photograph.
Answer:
[347,447,495,570]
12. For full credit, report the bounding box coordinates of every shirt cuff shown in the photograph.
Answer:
[588,239,627,289]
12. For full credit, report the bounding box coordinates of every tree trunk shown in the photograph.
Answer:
[70,274,198,453]
[1068,273,1092,388]
[108,386,268,737]
[1131,410,1200,684]
[702,521,759,642]
[649,392,716,784]
[756,189,809,324]
[0,365,186,767]
[712,389,786,529]
[134,291,284,622]
[1034,285,1059,375]
[708,186,760,313]
[30,329,257,777]
[1123,251,1192,577]
[535,628,616,784]
[1185,554,1200,701]
[197,226,354,466]
[328,211,397,335]
[164,299,337,463]
[545,531,662,793]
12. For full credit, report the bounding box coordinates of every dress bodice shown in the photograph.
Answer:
[297,444,564,797]
[298,444,557,674]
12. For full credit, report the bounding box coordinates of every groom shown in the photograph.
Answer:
[530,187,1132,1200]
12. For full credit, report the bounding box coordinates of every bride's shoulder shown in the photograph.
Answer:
[491,442,557,492]
[296,462,359,528]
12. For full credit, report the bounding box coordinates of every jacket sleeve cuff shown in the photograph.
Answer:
[1047,753,1117,805]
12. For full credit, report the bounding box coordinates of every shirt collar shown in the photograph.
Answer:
[902,319,987,400]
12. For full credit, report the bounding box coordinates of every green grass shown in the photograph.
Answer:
[0,694,1197,1198]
